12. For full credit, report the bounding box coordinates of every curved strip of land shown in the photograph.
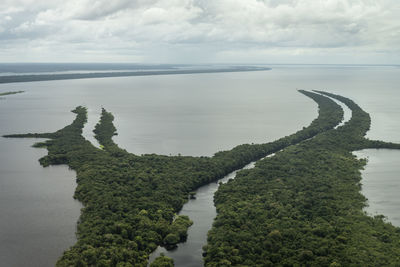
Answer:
[204,91,400,266]
[3,91,351,266]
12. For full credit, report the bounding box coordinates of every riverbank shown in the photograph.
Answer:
[204,92,400,266]
[0,67,270,84]
[148,161,256,266]
[355,149,400,227]
[4,90,343,266]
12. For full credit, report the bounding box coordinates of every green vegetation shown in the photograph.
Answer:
[204,91,400,266]
[163,215,193,248]
[150,254,174,267]
[0,90,24,96]
[93,108,129,157]
[3,90,344,266]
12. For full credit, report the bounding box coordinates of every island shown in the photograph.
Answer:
[4,90,400,266]
[205,91,400,266]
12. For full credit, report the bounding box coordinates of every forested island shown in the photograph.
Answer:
[205,91,400,266]
[4,90,400,266]
[0,66,270,84]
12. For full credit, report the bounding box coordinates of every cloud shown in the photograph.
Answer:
[0,0,399,63]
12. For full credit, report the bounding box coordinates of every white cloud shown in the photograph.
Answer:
[0,0,399,63]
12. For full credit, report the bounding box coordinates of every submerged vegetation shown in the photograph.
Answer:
[3,90,399,266]
[0,90,24,96]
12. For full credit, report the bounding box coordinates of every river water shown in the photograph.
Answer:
[0,65,399,266]
[148,91,356,266]
[148,161,257,267]
[0,137,81,267]
[354,149,400,226]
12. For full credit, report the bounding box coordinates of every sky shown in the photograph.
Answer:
[0,0,399,64]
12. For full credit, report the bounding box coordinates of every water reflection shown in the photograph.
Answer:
[148,162,256,267]
[0,138,81,267]
[354,149,400,227]
[1,66,400,265]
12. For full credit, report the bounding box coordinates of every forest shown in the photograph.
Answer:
[4,90,400,266]
[204,91,400,266]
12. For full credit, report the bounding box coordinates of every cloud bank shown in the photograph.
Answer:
[0,0,399,63]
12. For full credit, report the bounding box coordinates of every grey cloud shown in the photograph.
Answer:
[70,0,136,20]
[0,0,399,63]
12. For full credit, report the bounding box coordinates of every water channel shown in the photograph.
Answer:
[148,161,258,266]
[147,92,366,266]
[1,66,400,266]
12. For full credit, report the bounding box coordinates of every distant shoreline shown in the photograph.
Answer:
[0,67,271,84]
[0,90,24,96]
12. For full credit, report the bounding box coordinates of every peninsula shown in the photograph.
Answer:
[4,91,400,266]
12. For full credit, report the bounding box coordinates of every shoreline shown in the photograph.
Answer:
[0,67,271,84]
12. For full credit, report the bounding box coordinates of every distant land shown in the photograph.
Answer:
[0,91,24,96]
[0,66,270,84]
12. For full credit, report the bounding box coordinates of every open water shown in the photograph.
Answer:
[0,64,399,266]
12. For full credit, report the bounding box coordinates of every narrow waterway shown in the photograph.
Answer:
[2,66,400,266]
[148,93,355,266]
[82,106,101,148]
[147,153,282,266]
[148,160,258,266]
[331,97,352,129]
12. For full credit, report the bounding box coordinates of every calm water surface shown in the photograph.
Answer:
[0,138,81,267]
[354,149,400,226]
[148,161,256,266]
[0,65,399,266]
[148,93,355,266]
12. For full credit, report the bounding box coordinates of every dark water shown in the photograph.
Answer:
[148,93,355,266]
[148,161,256,266]
[0,65,399,266]
[0,70,316,266]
